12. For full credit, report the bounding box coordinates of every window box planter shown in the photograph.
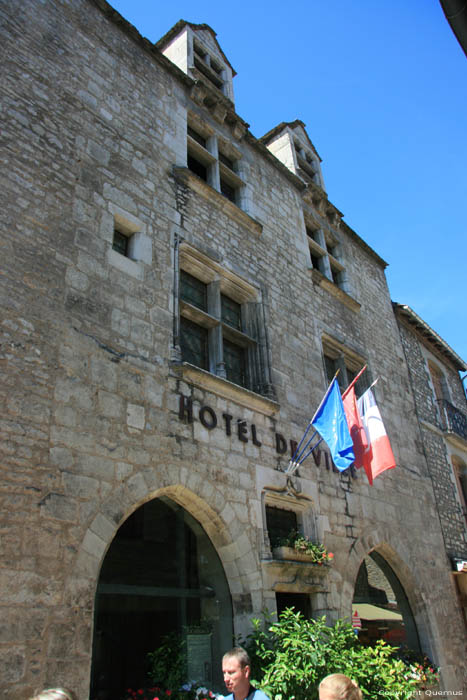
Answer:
[272,546,330,567]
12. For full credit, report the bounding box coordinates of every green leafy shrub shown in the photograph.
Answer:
[243,608,427,700]
[147,633,187,690]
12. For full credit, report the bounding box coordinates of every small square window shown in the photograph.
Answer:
[112,228,129,257]
[266,506,298,548]
[180,270,208,311]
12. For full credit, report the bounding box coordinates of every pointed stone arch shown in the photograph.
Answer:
[62,463,256,698]
[336,525,438,661]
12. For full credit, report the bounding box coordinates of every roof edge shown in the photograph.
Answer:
[393,303,466,371]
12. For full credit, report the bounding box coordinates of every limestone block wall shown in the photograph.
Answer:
[1,0,466,697]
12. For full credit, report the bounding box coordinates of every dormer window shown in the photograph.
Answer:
[295,141,319,182]
[193,39,225,93]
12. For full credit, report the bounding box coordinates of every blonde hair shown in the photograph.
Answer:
[319,674,362,700]
[29,689,76,700]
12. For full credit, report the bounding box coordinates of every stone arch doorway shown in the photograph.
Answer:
[352,550,420,652]
[90,495,233,699]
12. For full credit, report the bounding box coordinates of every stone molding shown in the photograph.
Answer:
[173,166,263,236]
[173,362,280,417]
[311,268,361,312]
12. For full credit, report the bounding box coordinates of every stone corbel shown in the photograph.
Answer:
[211,103,227,124]
[232,121,247,141]
[190,82,207,105]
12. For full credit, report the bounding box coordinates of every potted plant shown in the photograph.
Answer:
[272,530,334,564]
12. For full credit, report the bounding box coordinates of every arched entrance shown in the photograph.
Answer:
[90,496,233,699]
[352,551,420,652]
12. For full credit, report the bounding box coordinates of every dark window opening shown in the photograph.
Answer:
[180,270,207,311]
[330,265,342,287]
[193,57,224,90]
[310,252,322,271]
[210,59,223,76]
[188,154,208,181]
[193,42,207,59]
[219,152,235,170]
[266,506,298,549]
[180,317,208,370]
[220,178,236,203]
[113,228,129,257]
[346,366,369,397]
[306,227,320,244]
[324,354,339,386]
[188,126,207,149]
[221,295,242,330]
[223,338,246,387]
[276,592,311,619]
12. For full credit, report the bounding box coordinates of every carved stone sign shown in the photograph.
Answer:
[178,395,357,478]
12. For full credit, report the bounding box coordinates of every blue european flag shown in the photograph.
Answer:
[312,378,355,471]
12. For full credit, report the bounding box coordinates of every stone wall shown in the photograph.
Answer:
[1,0,466,697]
[396,317,467,558]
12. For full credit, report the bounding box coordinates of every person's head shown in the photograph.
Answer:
[29,689,76,700]
[318,674,362,700]
[222,647,251,697]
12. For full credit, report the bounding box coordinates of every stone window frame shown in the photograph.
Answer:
[175,242,275,401]
[261,489,317,558]
[293,138,324,189]
[321,333,368,396]
[186,113,245,208]
[451,455,467,525]
[192,38,227,95]
[426,356,453,430]
[105,205,152,280]
[305,220,347,291]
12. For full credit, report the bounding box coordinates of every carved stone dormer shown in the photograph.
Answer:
[156,20,236,104]
[260,120,326,191]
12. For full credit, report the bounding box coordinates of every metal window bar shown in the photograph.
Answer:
[437,399,467,441]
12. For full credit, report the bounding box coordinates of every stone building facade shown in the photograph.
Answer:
[394,304,467,622]
[1,0,466,698]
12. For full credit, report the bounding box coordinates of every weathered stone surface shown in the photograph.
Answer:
[0,0,466,698]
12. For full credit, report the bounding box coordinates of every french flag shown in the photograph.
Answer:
[357,388,396,485]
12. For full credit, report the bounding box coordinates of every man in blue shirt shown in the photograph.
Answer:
[221,647,270,700]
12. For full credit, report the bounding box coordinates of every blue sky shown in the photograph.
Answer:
[109,0,466,366]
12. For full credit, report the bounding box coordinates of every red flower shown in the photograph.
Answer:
[328,552,334,558]
[166,692,172,697]
[138,691,144,696]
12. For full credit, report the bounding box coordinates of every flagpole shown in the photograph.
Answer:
[342,365,367,400]
[359,377,379,398]
[286,370,340,475]
[309,369,340,424]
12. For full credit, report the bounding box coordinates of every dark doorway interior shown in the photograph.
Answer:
[90,497,232,699]
[276,592,311,619]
